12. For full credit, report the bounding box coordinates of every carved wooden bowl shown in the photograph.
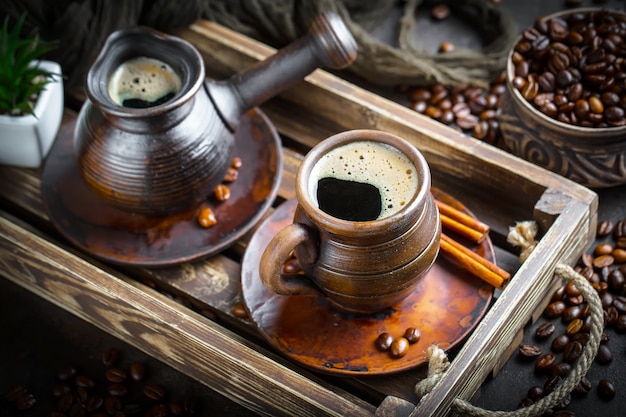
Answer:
[499,8,626,189]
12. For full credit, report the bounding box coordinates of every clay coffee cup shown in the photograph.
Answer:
[259,129,441,313]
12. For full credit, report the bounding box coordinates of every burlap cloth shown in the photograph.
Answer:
[1,0,517,91]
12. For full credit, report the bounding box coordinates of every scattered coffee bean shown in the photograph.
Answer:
[389,337,410,359]
[102,348,120,367]
[535,353,556,373]
[375,332,394,352]
[105,367,127,383]
[129,362,147,382]
[597,378,616,400]
[595,344,613,365]
[535,322,556,340]
[197,206,217,228]
[143,384,166,401]
[431,4,451,20]
[214,184,231,202]
[232,302,248,318]
[403,327,421,344]
[518,344,542,359]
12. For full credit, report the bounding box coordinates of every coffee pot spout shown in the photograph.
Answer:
[206,12,357,132]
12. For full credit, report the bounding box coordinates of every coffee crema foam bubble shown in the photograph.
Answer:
[309,141,419,219]
[108,57,182,107]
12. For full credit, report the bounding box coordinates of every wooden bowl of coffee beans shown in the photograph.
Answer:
[499,8,626,188]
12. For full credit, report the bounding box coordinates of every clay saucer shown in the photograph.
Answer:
[241,189,495,376]
[41,108,282,267]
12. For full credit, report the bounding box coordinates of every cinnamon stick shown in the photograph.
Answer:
[439,233,510,289]
[436,199,490,243]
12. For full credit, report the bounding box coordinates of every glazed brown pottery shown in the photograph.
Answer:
[259,130,441,314]
[243,193,495,375]
[74,13,357,215]
[499,8,626,188]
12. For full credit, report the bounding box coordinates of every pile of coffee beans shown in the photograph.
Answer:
[514,218,626,413]
[403,71,507,146]
[511,9,626,128]
[197,156,243,229]
[374,327,422,359]
[3,347,201,416]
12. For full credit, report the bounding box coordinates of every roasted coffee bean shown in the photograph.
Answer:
[543,375,561,394]
[105,367,127,383]
[431,4,451,20]
[551,334,570,353]
[550,362,572,377]
[129,362,147,382]
[282,257,301,274]
[75,375,95,389]
[439,42,455,53]
[104,395,121,413]
[613,248,626,264]
[544,300,566,318]
[518,344,542,359]
[374,332,394,352]
[51,382,71,397]
[232,303,248,318]
[573,376,592,395]
[149,403,169,417]
[4,384,28,402]
[389,337,410,359]
[214,184,231,202]
[57,393,74,413]
[608,270,625,293]
[168,402,184,415]
[614,220,626,238]
[593,254,614,269]
[222,167,239,183]
[197,207,217,228]
[596,344,613,364]
[552,285,566,301]
[565,318,583,335]
[403,327,421,344]
[605,305,619,326]
[85,394,104,412]
[57,364,78,381]
[597,378,616,400]
[562,305,583,323]
[143,384,166,401]
[594,243,614,256]
[563,340,583,363]
[107,383,128,397]
[535,353,556,372]
[102,348,120,367]
[535,322,556,339]
[15,392,36,410]
[527,386,544,401]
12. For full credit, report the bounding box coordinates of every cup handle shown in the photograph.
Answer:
[259,223,321,296]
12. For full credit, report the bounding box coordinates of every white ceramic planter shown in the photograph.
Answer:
[0,60,64,168]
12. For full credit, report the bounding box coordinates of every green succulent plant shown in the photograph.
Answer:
[0,14,58,116]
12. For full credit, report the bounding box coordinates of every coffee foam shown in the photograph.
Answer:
[309,141,418,219]
[108,57,182,106]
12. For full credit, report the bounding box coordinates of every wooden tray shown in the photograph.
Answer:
[0,20,597,417]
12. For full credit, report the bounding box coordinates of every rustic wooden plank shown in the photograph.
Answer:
[412,196,594,416]
[0,210,377,417]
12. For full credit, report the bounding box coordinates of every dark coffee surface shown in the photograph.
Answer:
[122,92,176,108]
[317,177,382,221]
